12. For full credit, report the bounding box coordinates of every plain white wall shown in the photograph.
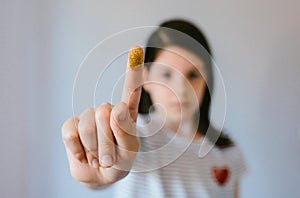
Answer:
[1,0,45,197]
[1,0,300,197]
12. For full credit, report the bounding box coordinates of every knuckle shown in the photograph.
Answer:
[79,108,95,119]
[73,150,86,161]
[115,101,128,110]
[61,117,78,140]
[100,141,115,148]
[78,125,95,136]
[100,102,112,109]
[83,107,95,114]
[61,117,74,132]
[95,103,112,120]
[62,129,79,143]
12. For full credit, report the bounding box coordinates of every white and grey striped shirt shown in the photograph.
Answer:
[114,114,247,198]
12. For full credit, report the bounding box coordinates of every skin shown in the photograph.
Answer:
[143,46,207,141]
[61,45,240,196]
[61,46,142,188]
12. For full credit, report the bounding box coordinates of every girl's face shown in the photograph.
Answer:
[143,46,207,124]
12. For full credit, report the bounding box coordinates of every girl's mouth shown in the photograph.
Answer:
[172,101,189,109]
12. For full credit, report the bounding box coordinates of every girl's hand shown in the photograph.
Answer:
[61,46,144,188]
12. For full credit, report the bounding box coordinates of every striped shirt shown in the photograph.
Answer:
[114,114,247,198]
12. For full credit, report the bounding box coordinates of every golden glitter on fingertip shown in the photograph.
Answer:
[129,47,144,70]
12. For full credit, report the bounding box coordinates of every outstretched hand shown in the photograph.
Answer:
[61,46,144,188]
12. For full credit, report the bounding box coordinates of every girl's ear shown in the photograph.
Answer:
[142,67,151,92]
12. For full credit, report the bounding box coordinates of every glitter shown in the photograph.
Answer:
[129,47,144,70]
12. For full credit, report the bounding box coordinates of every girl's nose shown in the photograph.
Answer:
[174,76,188,97]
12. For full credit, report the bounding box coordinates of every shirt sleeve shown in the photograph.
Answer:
[232,145,248,180]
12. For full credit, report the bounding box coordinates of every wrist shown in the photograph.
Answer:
[81,182,111,190]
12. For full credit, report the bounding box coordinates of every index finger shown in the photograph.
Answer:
[121,46,144,122]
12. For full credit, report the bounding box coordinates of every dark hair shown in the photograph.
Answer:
[138,19,234,149]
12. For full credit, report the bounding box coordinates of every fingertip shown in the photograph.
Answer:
[129,45,142,50]
[128,46,144,70]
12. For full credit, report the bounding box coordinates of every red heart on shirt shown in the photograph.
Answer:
[212,166,230,186]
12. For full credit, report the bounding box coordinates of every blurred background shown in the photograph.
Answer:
[1,0,300,197]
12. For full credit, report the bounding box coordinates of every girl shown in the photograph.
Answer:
[62,19,247,198]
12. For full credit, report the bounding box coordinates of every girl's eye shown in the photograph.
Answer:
[162,72,171,78]
[188,72,200,79]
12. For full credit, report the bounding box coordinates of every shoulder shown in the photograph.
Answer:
[220,144,248,179]
[222,145,244,161]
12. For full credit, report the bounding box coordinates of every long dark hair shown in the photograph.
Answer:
[138,19,234,149]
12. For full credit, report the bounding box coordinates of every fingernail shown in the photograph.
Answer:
[92,159,99,168]
[101,155,113,167]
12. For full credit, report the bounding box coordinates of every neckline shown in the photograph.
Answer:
[163,124,204,146]
[139,113,205,146]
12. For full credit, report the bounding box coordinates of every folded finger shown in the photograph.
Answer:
[78,108,99,167]
[61,117,87,163]
[95,102,116,168]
